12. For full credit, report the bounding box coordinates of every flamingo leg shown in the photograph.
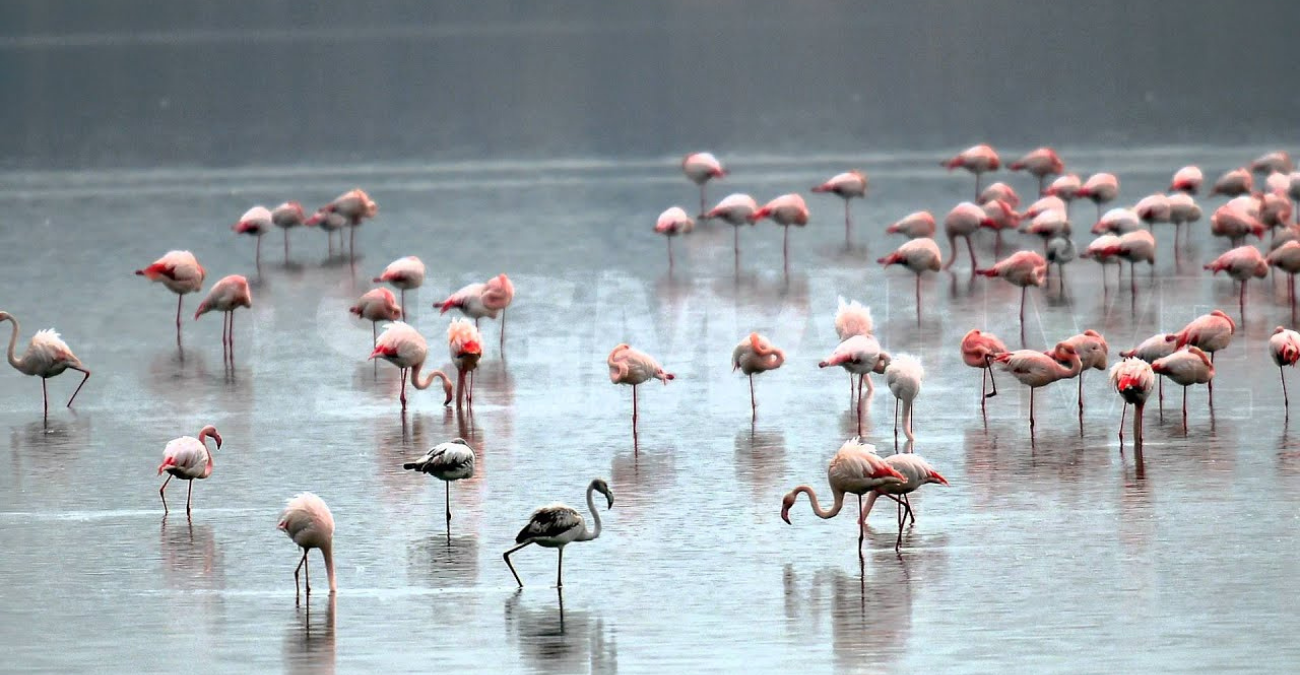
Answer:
[844,199,851,246]
[500,309,507,353]
[400,289,407,321]
[749,374,756,417]
[42,378,48,422]
[974,172,982,201]
[857,493,865,558]
[856,376,864,436]
[373,323,379,376]
[66,366,91,408]
[1135,402,1145,447]
[667,236,674,272]
[229,311,236,364]
[915,275,922,325]
[783,226,791,276]
[733,226,741,270]
[557,547,564,588]
[1020,286,1027,324]
[965,234,977,271]
[893,396,899,441]
[284,229,290,260]
[294,550,307,600]
[186,479,194,515]
[175,294,183,348]
[255,235,262,270]
[699,184,707,220]
[1119,402,1127,441]
[1078,372,1085,417]
[350,226,356,260]
[1131,262,1136,295]
[1182,386,1188,431]
[1159,377,1164,417]
[1240,279,1247,324]
[445,481,452,526]
[400,368,408,410]
[944,236,957,271]
[503,542,531,587]
[159,475,172,513]
[985,355,999,398]
[1208,352,1215,403]
[1029,387,1036,430]
[632,384,639,438]
[1282,366,1290,416]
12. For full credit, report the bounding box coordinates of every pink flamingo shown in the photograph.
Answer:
[1211,168,1253,197]
[682,152,726,216]
[942,202,991,272]
[1121,333,1176,411]
[732,332,785,416]
[887,211,937,239]
[961,328,1008,406]
[156,424,223,515]
[980,199,1021,253]
[1168,310,1235,402]
[1204,246,1268,321]
[1151,347,1214,429]
[0,312,91,422]
[608,343,674,438]
[1082,233,1123,288]
[780,437,907,556]
[706,193,759,265]
[1269,327,1300,414]
[1010,147,1064,196]
[1210,197,1266,247]
[350,287,403,349]
[975,251,1047,324]
[232,206,272,269]
[1110,358,1155,445]
[1020,208,1071,260]
[1250,151,1293,175]
[884,354,924,442]
[655,206,695,271]
[1168,193,1203,246]
[1058,329,1109,416]
[812,170,869,244]
[368,322,453,412]
[1091,208,1141,235]
[749,194,809,274]
[978,181,1020,207]
[943,144,1001,199]
[819,334,890,435]
[278,492,336,600]
[1260,191,1293,238]
[1045,173,1081,201]
[135,250,206,347]
[1267,240,1300,306]
[305,209,347,256]
[835,297,875,402]
[373,256,425,320]
[1170,166,1203,194]
[447,318,483,409]
[319,189,378,257]
[1099,230,1156,294]
[993,342,1083,430]
[860,453,948,552]
[271,201,306,260]
[878,238,942,321]
[1076,173,1119,221]
[194,274,252,364]
[1022,194,1066,221]
[438,273,515,351]
[1135,193,1172,234]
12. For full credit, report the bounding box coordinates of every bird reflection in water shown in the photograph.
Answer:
[9,417,91,486]
[408,533,479,587]
[159,517,224,590]
[505,588,617,675]
[735,426,786,500]
[611,440,676,517]
[284,594,336,675]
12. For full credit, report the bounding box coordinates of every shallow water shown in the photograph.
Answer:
[2,149,1300,674]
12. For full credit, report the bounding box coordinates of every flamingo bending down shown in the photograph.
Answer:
[1268,241,1300,306]
[1170,166,1203,194]
[271,201,306,260]
[705,193,758,264]
[157,424,223,515]
[781,437,907,556]
[320,188,378,256]
[886,211,937,239]
[1250,151,1293,175]
[278,492,336,599]
[447,318,483,409]
[0,312,91,421]
[1077,173,1119,221]
[438,273,515,351]
[233,206,273,268]
[135,250,206,347]
[1057,330,1108,416]
[608,344,674,438]
[819,334,891,434]
[812,170,868,244]
[960,329,1007,406]
[351,287,403,349]
[374,256,426,320]
[1269,327,1300,414]
[1010,147,1064,195]
[878,238,942,320]
[860,453,949,552]
[1110,358,1155,445]
[1121,333,1176,411]
[993,342,1083,429]
[943,144,1001,199]
[749,194,809,273]
[655,206,695,271]
[1204,246,1268,322]
[403,438,475,529]
[1210,168,1253,197]
[369,322,454,411]
[943,202,992,271]
[732,332,785,416]
[980,198,1021,252]
[682,152,726,216]
[194,274,252,363]
[979,181,1020,208]
[975,251,1047,324]
[504,478,614,588]
[1211,200,1267,247]
[885,354,923,442]
[1151,347,1215,429]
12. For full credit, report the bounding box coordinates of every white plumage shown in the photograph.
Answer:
[705,193,759,225]
[834,296,874,340]
[404,438,476,527]
[375,256,426,290]
[278,492,337,596]
[885,354,924,441]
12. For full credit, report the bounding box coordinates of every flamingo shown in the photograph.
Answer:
[193,274,252,364]
[731,332,785,416]
[1168,310,1235,401]
[368,322,453,411]
[835,296,875,402]
[780,437,907,556]
[961,328,1007,406]
[1077,173,1119,221]
[1010,147,1064,195]
[305,209,347,256]
[1210,168,1253,197]
[749,194,809,273]
[608,344,674,438]
[884,354,923,442]
[232,206,272,269]
[1092,208,1141,235]
[1268,240,1300,306]
[975,251,1047,324]
[860,453,949,552]
[135,250,206,347]
[942,202,992,271]
[1250,151,1293,175]
[271,201,306,260]
[1045,235,1077,285]
[1170,166,1203,194]
[655,206,695,271]
[682,152,726,216]
[0,312,91,422]
[993,342,1083,429]
[1205,246,1268,321]
[156,424,223,515]
[811,170,868,244]
[878,238,941,321]
[979,181,1021,208]
[1270,327,1300,414]
[504,478,614,588]
[1102,230,1157,294]
[1267,171,1292,195]
[1082,233,1123,288]
[1121,333,1176,411]
[1134,193,1171,231]
[1020,208,1071,260]
[705,193,759,264]
[1045,173,1081,202]
[1151,347,1215,429]
[350,287,403,349]
[373,256,425,320]
[1210,201,1266,247]
[278,492,336,600]
[403,438,475,530]
[1260,191,1293,238]
[1022,194,1066,221]
[438,273,515,351]
[980,198,1021,252]
[1167,193,1203,247]
[887,211,937,239]
[1110,358,1155,445]
[447,318,483,409]
[319,188,378,257]
[943,144,1001,199]
[1058,329,1109,416]
[819,334,890,428]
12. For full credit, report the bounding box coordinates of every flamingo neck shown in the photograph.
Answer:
[409,361,447,390]
[321,542,337,593]
[793,485,845,519]
[578,484,602,542]
[2,315,21,371]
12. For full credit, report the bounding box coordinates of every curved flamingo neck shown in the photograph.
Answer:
[409,361,449,391]
[792,485,845,519]
[321,542,337,593]
[578,484,602,542]
[2,315,22,371]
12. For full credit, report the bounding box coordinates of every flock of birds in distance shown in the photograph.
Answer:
[5,143,1300,601]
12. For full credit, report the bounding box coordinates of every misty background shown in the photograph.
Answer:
[1,0,1296,169]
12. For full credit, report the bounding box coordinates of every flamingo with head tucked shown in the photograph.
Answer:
[1110,358,1155,445]
[979,181,1020,207]
[1010,147,1064,196]
[1204,246,1268,322]
[993,342,1083,430]
[682,152,726,216]
[608,344,674,439]
[943,144,1000,199]
[975,251,1047,324]
[1121,333,1176,411]
[0,312,91,423]
[961,328,1007,407]
[157,424,223,515]
[1076,173,1119,221]
[351,287,403,349]
[812,170,868,244]
[135,250,206,347]
[403,438,476,532]
[706,193,759,266]
[319,188,378,257]
[1170,166,1203,194]
[1211,168,1253,197]
[749,194,809,274]
[732,332,784,417]
[439,274,515,351]
[233,206,273,269]
[369,322,453,412]
[271,201,306,260]
[878,238,942,321]
[655,207,695,271]
[887,211,937,239]
[374,256,425,320]
[1151,347,1215,429]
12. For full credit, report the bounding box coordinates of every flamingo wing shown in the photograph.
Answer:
[516,505,582,543]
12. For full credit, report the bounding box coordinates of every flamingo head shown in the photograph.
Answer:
[198,425,222,449]
[780,491,797,524]
[592,478,615,509]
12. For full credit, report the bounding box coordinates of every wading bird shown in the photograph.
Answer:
[1151,347,1215,429]
[0,312,91,422]
[608,344,674,438]
[135,250,206,347]
[819,334,891,434]
[438,273,515,351]
[943,202,991,272]
[750,194,809,274]
[1204,245,1268,322]
[887,211,937,239]
[705,193,759,265]
[272,201,306,260]
[1168,309,1236,400]
[732,332,785,417]
[369,322,454,412]
[374,256,425,320]
[319,188,378,256]
[1110,358,1155,445]
[351,288,403,348]
[861,453,949,552]
[780,437,907,556]
[878,238,942,321]
[447,318,483,409]
[1058,330,1108,416]
[1076,172,1119,221]
[835,297,875,401]
[1169,165,1203,194]
[812,170,869,244]
[278,492,336,600]
[193,274,252,364]
[682,152,726,217]
[885,354,923,442]
[1010,147,1064,195]
[943,144,1001,199]
[403,438,476,531]
[504,478,614,588]
[1211,168,1253,197]
[1121,333,1176,410]
[961,328,1007,407]
[1269,327,1300,414]
[655,206,695,271]
[233,206,273,269]
[157,424,222,515]
[975,251,1047,324]
[993,342,1083,430]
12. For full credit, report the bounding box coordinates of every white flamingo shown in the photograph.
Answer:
[278,492,337,600]
[0,312,91,422]
[861,453,949,552]
[885,354,923,442]
[156,424,223,515]
[438,273,515,351]
[403,438,476,530]
[780,437,907,556]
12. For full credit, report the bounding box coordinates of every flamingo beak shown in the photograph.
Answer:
[781,505,792,525]
[930,470,949,486]
[212,431,223,449]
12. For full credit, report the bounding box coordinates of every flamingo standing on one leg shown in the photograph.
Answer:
[993,342,1083,430]
[135,250,206,348]
[608,344,674,439]
[1268,241,1300,309]
[1170,166,1204,194]
[884,354,923,442]
[1081,234,1123,289]
[705,193,758,267]
[369,322,453,412]
[979,181,1021,208]
[1010,147,1064,196]
[975,251,1048,325]
[1204,245,1268,323]
[961,329,1007,408]
[403,438,475,533]
[1110,358,1155,445]
[1045,173,1081,220]
[887,211,937,239]
[271,201,306,261]
[1168,309,1235,405]
[504,478,614,588]
[1210,199,1267,248]
[232,206,272,270]
[861,453,949,552]
[374,256,426,320]
[811,170,868,245]
[1103,230,1157,295]
[878,238,942,323]
[319,188,378,258]
[1250,151,1294,176]
[942,202,991,272]
[731,332,785,418]
[305,209,347,256]
[278,492,337,600]
[350,287,403,350]
[655,206,695,272]
[156,424,223,515]
[1269,327,1300,415]
[682,152,726,217]
[447,318,483,410]
[0,312,92,423]
[1091,208,1142,235]
[193,274,252,365]
[1121,333,1176,413]
[980,198,1021,254]
[1077,172,1119,222]
[1151,347,1215,430]
[1058,330,1109,417]
[1167,193,1203,248]
[438,273,515,352]
[781,437,907,557]
[943,144,1001,200]
[749,194,809,275]
[819,334,891,435]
